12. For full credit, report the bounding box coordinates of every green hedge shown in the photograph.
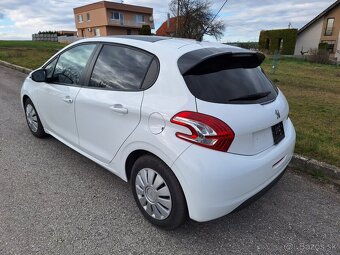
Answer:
[259,29,298,55]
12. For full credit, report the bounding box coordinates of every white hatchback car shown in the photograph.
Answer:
[21,36,295,229]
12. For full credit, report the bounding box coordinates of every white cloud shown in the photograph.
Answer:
[0,0,337,41]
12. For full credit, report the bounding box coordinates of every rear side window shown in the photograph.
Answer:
[181,53,278,104]
[89,45,153,90]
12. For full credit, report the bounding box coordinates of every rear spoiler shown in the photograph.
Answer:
[178,47,265,75]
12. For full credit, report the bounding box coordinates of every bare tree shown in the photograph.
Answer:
[169,0,225,40]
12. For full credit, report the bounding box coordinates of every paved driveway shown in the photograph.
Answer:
[0,65,339,254]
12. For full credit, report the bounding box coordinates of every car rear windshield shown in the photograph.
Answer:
[180,52,278,104]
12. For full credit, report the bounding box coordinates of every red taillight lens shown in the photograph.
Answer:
[170,111,235,152]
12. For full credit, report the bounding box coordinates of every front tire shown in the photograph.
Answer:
[131,155,188,229]
[24,98,48,138]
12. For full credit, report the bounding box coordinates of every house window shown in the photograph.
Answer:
[325,18,334,36]
[135,14,145,23]
[87,13,90,21]
[77,14,83,23]
[94,28,100,37]
[321,40,335,53]
[111,12,120,20]
[111,11,124,24]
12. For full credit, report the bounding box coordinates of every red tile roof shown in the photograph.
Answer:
[156,17,177,36]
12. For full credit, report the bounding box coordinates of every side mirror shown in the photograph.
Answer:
[31,69,47,82]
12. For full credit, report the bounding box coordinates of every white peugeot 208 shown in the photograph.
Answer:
[21,36,296,229]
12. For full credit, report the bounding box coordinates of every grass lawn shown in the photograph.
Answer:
[0,41,339,166]
[0,40,64,69]
[262,57,340,167]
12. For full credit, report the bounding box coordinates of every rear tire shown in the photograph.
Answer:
[24,98,48,138]
[131,155,187,230]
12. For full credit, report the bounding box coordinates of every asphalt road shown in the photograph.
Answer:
[0,65,339,255]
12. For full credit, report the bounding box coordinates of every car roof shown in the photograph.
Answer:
[108,35,170,42]
[74,35,245,53]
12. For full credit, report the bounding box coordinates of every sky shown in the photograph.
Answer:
[0,0,337,42]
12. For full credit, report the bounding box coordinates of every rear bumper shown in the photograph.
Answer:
[231,166,287,214]
[171,118,296,222]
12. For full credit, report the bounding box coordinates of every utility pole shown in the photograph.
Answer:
[176,0,180,36]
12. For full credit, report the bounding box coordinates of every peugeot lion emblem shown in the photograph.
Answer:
[275,109,280,119]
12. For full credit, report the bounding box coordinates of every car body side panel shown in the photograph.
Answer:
[75,88,144,164]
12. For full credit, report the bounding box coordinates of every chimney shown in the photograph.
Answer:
[167,13,170,28]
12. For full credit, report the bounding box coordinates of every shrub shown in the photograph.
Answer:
[139,25,151,35]
[307,48,330,64]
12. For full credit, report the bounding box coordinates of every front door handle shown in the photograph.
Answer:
[62,96,73,104]
[109,104,128,114]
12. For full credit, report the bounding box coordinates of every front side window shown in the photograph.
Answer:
[50,44,96,85]
[89,45,153,90]
[86,13,90,21]
[78,14,83,23]
[45,58,58,79]
[325,18,334,36]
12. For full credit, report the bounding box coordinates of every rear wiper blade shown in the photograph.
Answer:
[229,91,271,102]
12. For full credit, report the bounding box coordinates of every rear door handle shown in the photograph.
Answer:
[109,104,128,114]
[62,96,73,104]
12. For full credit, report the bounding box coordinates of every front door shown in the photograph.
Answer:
[37,43,97,145]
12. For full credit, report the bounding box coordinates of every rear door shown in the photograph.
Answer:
[179,50,289,155]
[75,44,154,163]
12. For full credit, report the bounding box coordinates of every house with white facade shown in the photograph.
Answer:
[294,0,340,61]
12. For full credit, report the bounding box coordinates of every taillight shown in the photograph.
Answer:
[170,111,234,152]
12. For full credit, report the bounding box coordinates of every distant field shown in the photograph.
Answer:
[0,41,339,166]
[262,57,340,167]
[0,40,64,69]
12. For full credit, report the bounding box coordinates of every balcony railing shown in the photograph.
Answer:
[108,19,154,29]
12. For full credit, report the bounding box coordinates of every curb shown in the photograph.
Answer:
[0,60,32,74]
[290,154,340,189]
[1,59,339,188]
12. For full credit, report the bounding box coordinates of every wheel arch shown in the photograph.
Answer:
[22,94,30,107]
[125,149,153,182]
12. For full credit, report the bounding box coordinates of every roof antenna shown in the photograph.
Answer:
[197,0,228,41]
